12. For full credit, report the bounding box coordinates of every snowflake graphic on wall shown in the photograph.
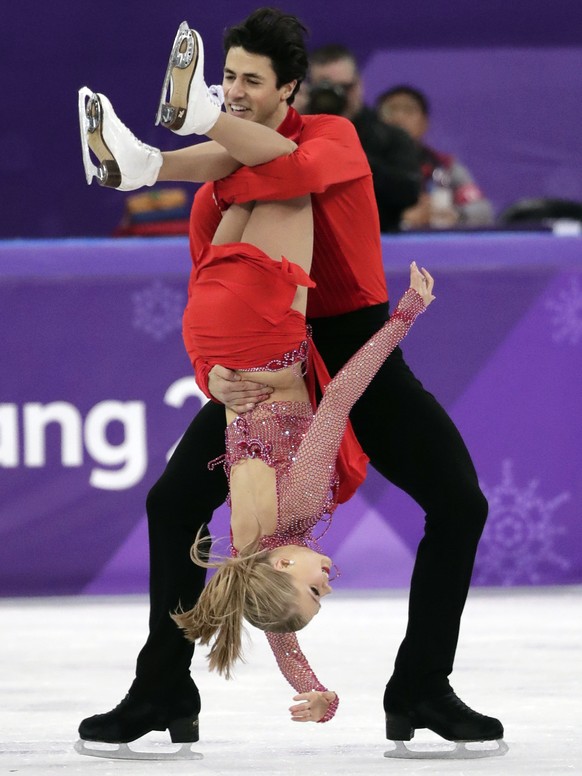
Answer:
[475,460,570,585]
[132,281,185,341]
[545,275,582,345]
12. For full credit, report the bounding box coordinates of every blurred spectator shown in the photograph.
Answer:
[114,186,192,236]
[292,80,311,115]
[306,45,421,232]
[377,85,494,229]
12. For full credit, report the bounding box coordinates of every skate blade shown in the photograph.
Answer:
[74,738,203,761]
[384,738,509,760]
[155,21,200,129]
[78,87,100,185]
[77,89,121,187]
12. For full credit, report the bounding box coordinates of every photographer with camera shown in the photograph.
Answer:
[306,44,422,232]
[377,86,495,230]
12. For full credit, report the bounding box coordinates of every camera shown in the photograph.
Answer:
[306,81,348,116]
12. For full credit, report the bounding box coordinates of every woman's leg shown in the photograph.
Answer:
[213,196,313,314]
[211,202,253,246]
[240,196,313,314]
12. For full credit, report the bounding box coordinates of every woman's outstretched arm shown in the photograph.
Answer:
[279,263,435,522]
[265,631,339,723]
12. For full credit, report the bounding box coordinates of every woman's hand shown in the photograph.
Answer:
[409,261,435,306]
[289,690,337,723]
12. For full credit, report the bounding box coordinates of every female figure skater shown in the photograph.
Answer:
[78,26,434,725]
[175,196,433,724]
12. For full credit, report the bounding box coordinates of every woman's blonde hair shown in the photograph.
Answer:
[172,529,308,679]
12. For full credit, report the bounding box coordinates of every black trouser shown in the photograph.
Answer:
[131,302,487,705]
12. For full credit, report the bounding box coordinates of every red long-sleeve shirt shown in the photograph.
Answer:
[186,107,389,395]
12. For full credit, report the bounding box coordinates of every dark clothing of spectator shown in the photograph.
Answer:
[352,106,422,232]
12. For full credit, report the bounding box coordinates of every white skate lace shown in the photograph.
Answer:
[121,124,158,155]
[208,84,224,107]
[97,93,159,155]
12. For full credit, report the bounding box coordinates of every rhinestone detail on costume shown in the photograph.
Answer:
[219,401,338,551]
[238,338,309,373]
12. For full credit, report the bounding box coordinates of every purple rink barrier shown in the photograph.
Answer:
[1,233,581,597]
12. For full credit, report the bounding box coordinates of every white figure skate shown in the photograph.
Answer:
[155,21,222,135]
[78,87,162,190]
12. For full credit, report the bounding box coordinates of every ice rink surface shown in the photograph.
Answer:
[1,586,580,775]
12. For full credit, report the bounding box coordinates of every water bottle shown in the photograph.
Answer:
[429,166,454,228]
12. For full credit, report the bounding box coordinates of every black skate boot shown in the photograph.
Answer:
[383,689,508,759]
[76,686,201,760]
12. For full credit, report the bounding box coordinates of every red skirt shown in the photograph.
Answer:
[183,242,314,371]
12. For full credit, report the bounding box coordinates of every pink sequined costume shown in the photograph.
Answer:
[221,287,427,722]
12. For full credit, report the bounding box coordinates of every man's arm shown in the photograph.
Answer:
[190,356,273,410]
[215,114,371,206]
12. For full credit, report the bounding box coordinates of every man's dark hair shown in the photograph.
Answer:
[309,43,358,71]
[223,7,309,104]
[376,85,430,116]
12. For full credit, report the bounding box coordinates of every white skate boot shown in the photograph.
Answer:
[78,87,162,190]
[155,21,222,135]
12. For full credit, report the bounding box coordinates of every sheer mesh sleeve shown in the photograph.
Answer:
[279,288,426,522]
[265,631,339,723]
